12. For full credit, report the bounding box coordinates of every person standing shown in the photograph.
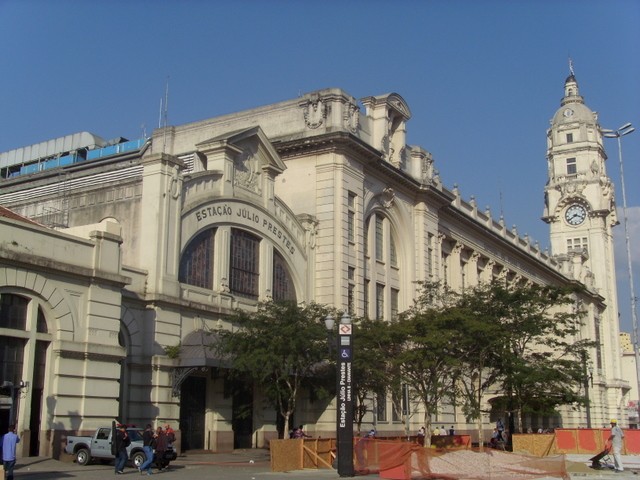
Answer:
[154,426,168,471]
[608,419,625,473]
[2,425,20,480]
[138,424,155,475]
[114,425,130,474]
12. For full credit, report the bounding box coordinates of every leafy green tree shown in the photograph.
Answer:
[391,282,461,447]
[473,282,593,434]
[215,301,331,438]
[442,285,505,446]
[352,317,404,434]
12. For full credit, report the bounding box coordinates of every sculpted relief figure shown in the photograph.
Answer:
[302,94,329,129]
[234,146,261,193]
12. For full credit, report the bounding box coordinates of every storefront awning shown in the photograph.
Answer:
[178,329,228,368]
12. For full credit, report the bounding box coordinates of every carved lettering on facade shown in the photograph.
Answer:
[194,202,296,255]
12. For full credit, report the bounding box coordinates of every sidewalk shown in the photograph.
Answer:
[11,450,640,479]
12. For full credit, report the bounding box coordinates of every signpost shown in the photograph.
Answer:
[326,313,354,477]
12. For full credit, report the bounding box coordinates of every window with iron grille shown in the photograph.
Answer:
[273,250,296,301]
[179,228,215,289]
[375,216,384,261]
[376,390,387,422]
[230,228,260,299]
[390,235,397,266]
[376,283,384,320]
[364,279,370,319]
[0,292,28,330]
[391,288,399,319]
[348,192,356,243]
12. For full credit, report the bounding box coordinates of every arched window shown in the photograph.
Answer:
[230,228,260,299]
[179,228,216,289]
[273,250,296,302]
[0,293,50,454]
[363,212,401,320]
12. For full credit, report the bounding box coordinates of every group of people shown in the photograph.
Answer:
[415,425,455,445]
[114,423,176,475]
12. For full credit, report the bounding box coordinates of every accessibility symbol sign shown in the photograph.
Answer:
[340,348,351,360]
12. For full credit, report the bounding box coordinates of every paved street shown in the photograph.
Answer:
[10,450,640,479]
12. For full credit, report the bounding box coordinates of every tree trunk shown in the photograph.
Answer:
[423,414,432,448]
[476,374,484,447]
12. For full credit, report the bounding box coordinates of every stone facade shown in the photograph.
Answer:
[0,82,630,458]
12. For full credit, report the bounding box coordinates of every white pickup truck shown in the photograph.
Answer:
[64,425,176,468]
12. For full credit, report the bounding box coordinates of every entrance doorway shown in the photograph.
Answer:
[179,376,206,451]
[232,380,253,449]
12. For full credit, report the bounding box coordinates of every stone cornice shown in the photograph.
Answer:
[0,246,131,287]
[53,340,125,363]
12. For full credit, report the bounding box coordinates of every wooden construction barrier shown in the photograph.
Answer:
[513,428,637,457]
[270,435,471,473]
[270,438,336,472]
[511,433,555,457]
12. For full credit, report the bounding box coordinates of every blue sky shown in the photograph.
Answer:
[1,0,638,332]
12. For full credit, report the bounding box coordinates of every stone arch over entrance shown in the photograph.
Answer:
[0,267,75,339]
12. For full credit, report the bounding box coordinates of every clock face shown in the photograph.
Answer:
[563,108,574,117]
[565,204,587,225]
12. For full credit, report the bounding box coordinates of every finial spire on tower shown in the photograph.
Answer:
[569,57,575,76]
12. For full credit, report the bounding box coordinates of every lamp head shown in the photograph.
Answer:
[324,314,335,331]
[340,312,352,325]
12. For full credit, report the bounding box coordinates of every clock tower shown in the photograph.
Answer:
[543,69,625,414]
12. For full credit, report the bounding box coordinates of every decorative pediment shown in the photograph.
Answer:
[195,126,286,195]
[361,92,412,121]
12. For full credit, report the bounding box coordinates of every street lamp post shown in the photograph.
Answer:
[325,312,354,477]
[584,361,593,428]
[603,123,639,424]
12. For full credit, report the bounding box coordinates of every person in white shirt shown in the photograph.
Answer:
[608,419,625,473]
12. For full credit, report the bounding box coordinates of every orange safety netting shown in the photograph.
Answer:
[355,440,569,480]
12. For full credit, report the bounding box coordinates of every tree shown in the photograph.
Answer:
[475,282,593,434]
[394,281,592,446]
[391,282,461,447]
[215,301,331,438]
[443,285,505,446]
[352,316,404,434]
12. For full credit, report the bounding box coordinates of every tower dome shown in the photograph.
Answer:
[551,73,598,128]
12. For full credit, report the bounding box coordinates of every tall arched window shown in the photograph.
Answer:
[272,250,296,302]
[0,294,28,385]
[363,212,401,320]
[179,228,216,289]
[230,228,260,299]
[0,293,50,455]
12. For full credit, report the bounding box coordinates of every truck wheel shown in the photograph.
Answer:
[76,448,92,466]
[131,451,146,468]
